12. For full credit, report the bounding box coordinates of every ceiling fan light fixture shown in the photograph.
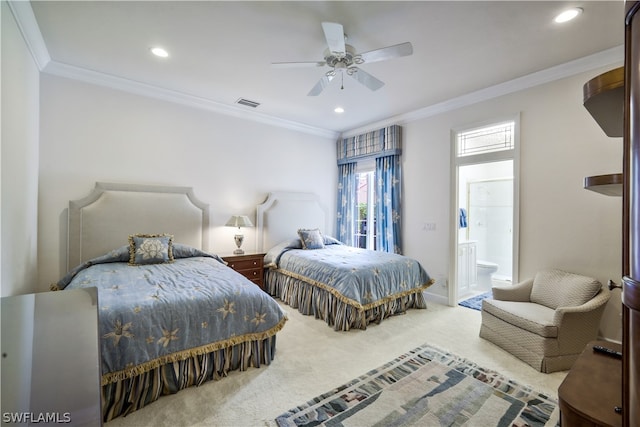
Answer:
[554,7,583,23]
[334,107,345,114]
[277,21,413,96]
[334,62,348,71]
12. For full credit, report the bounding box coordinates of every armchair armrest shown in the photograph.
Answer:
[553,288,611,353]
[492,278,533,302]
[553,287,611,322]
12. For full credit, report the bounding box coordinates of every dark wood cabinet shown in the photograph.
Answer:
[558,341,622,426]
[622,2,640,424]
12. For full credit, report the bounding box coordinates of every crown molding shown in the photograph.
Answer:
[342,45,624,138]
[7,0,51,70]
[42,60,339,139]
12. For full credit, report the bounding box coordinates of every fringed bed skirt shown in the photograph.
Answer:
[102,334,277,422]
[265,269,427,331]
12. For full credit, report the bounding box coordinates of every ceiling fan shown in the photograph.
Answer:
[272,22,413,96]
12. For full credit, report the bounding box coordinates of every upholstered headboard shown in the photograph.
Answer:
[67,182,209,270]
[256,192,329,252]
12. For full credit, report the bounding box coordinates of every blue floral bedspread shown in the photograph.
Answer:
[54,244,287,384]
[265,240,433,309]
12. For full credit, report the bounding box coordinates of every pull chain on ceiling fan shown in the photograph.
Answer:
[272,22,413,96]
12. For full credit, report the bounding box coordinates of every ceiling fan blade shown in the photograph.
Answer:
[349,68,385,91]
[271,61,326,68]
[321,22,346,55]
[307,74,334,96]
[358,42,413,64]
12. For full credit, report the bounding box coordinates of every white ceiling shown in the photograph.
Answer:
[25,1,624,136]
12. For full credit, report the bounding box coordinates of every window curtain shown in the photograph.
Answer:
[336,162,357,246]
[375,154,402,253]
[336,125,402,252]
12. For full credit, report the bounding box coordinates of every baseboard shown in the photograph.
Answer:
[424,291,449,306]
[598,336,622,346]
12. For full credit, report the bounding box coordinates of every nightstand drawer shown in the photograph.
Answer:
[239,268,262,281]
[226,258,263,271]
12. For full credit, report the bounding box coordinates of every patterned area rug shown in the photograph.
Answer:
[458,292,493,311]
[276,344,558,427]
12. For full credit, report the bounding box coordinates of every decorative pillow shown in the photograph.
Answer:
[298,228,325,250]
[323,235,343,246]
[128,234,174,265]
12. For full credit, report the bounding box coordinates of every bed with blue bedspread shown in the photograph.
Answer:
[264,232,432,331]
[53,243,286,421]
[53,183,287,422]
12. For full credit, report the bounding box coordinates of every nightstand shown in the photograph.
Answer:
[222,252,266,290]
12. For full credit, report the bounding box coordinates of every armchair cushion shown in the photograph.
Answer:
[482,299,558,338]
[530,269,601,310]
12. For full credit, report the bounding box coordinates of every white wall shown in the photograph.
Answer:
[401,67,623,342]
[37,75,337,290]
[1,2,40,297]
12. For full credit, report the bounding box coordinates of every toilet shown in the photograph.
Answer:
[477,260,499,291]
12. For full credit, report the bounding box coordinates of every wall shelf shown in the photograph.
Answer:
[583,67,624,198]
[583,66,624,138]
[584,173,623,197]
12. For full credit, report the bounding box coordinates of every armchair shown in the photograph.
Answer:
[479,269,610,373]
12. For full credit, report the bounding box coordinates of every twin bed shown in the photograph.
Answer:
[53,183,287,421]
[54,184,432,421]
[256,192,433,331]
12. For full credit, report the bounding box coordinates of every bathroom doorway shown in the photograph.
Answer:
[461,163,513,285]
[449,118,520,305]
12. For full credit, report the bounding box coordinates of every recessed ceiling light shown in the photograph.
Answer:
[334,107,345,114]
[554,7,583,23]
[150,47,169,58]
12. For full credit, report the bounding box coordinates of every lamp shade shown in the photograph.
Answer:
[225,215,254,228]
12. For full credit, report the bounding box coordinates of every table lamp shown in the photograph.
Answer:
[225,215,253,254]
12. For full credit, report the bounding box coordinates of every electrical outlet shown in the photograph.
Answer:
[433,275,448,289]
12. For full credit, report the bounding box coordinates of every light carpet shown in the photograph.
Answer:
[106,298,566,427]
[276,343,557,427]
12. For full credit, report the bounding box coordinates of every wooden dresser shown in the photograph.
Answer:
[558,341,622,426]
[222,252,266,290]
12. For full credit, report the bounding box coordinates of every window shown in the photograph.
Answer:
[356,171,376,249]
[336,125,402,253]
[457,121,515,157]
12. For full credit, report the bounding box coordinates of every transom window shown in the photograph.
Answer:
[457,121,515,157]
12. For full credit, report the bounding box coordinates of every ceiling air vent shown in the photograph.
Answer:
[236,98,260,108]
